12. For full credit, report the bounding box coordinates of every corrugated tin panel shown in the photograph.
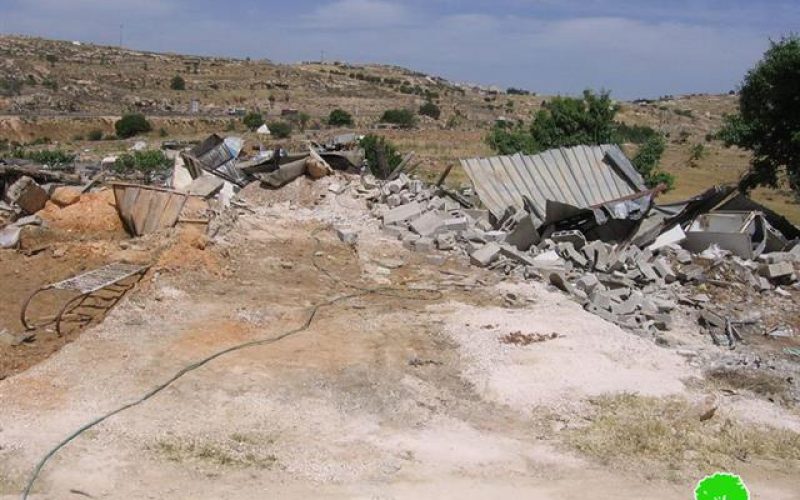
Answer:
[460,144,646,222]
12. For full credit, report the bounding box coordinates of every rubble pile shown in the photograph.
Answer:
[359,157,799,342]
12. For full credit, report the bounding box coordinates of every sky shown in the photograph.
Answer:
[1,0,798,99]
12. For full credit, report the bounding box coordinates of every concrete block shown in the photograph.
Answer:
[645,313,672,331]
[386,194,402,207]
[675,249,693,265]
[758,252,796,264]
[470,242,501,267]
[678,264,705,282]
[383,202,424,225]
[760,261,793,279]
[415,237,434,252]
[559,242,588,267]
[484,230,506,242]
[334,226,358,245]
[435,232,456,251]
[410,211,446,237]
[575,273,600,294]
[589,292,613,310]
[612,297,640,316]
[402,234,420,250]
[504,214,539,251]
[637,261,659,282]
[500,244,538,266]
[382,224,406,239]
[443,216,469,232]
[552,230,586,250]
[653,258,676,283]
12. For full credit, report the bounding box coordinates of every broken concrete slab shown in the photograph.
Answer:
[410,211,446,237]
[470,242,501,267]
[760,261,794,279]
[499,244,538,266]
[504,214,539,251]
[383,201,424,225]
[552,230,586,250]
[187,175,224,198]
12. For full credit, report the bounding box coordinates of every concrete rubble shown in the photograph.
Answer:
[354,158,800,343]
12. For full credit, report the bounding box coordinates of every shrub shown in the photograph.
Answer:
[267,121,292,138]
[115,113,152,138]
[380,108,416,128]
[614,123,658,144]
[359,134,403,179]
[0,77,23,96]
[13,148,76,165]
[112,150,171,181]
[87,129,104,141]
[170,75,186,91]
[158,127,168,137]
[328,108,353,126]
[632,135,674,190]
[418,102,441,120]
[242,112,264,131]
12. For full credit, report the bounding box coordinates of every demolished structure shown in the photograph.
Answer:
[365,144,799,343]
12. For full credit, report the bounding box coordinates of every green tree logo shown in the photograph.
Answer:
[695,473,749,500]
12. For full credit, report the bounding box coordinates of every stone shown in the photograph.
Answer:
[470,242,501,267]
[384,179,405,194]
[548,272,571,293]
[386,194,402,207]
[383,202,424,225]
[646,313,673,331]
[551,230,586,250]
[362,175,378,189]
[50,186,81,207]
[334,226,358,245]
[410,211,447,237]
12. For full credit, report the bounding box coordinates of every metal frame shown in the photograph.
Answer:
[21,263,149,336]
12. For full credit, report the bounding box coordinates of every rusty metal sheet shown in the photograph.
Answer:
[460,145,647,223]
[112,183,188,236]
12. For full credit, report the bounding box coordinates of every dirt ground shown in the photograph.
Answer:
[1,175,800,499]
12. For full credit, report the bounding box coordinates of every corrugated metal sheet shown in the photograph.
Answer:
[460,145,646,223]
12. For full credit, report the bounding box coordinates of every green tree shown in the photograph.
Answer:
[380,108,417,128]
[717,35,800,193]
[242,112,264,131]
[328,108,354,126]
[268,121,292,138]
[114,113,152,138]
[170,75,186,91]
[632,134,675,190]
[419,101,441,120]
[359,134,402,179]
[486,90,619,155]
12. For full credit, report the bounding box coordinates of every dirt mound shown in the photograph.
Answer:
[155,226,222,275]
[38,188,124,234]
[237,177,331,208]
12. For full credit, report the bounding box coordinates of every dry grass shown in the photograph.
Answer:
[565,393,800,479]
[151,433,278,469]
[706,368,791,404]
